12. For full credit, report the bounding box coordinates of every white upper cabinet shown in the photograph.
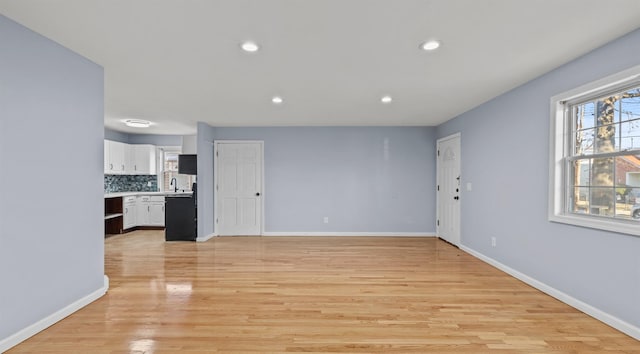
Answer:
[104,140,156,175]
[132,145,156,175]
[124,144,135,174]
[103,140,110,172]
[105,140,126,174]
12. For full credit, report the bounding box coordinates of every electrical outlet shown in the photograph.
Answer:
[467,182,472,191]
[491,237,496,247]
[323,216,329,223]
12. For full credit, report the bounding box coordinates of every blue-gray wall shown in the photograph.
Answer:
[0,14,104,342]
[436,28,640,330]
[197,122,216,238]
[104,128,129,143]
[128,133,182,146]
[104,128,182,146]
[196,126,436,237]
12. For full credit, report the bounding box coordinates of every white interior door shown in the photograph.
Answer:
[216,142,263,236]
[437,134,461,246]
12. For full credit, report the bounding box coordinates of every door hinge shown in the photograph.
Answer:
[216,184,218,191]
[437,185,439,191]
[216,218,218,224]
[216,150,218,157]
[437,149,440,156]
[437,219,439,226]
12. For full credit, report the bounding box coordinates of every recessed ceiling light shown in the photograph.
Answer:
[381,95,392,104]
[421,40,441,51]
[241,41,259,52]
[124,119,151,128]
[272,96,283,104]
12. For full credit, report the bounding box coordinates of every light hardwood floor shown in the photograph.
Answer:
[8,230,640,353]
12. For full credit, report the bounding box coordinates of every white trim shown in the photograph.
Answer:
[262,232,436,237]
[213,140,265,236]
[548,63,640,237]
[196,232,216,242]
[0,275,110,353]
[460,245,640,341]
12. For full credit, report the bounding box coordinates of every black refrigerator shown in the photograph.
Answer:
[165,189,197,241]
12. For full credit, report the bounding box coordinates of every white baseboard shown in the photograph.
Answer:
[460,245,640,341]
[261,232,436,237]
[0,275,110,353]
[196,232,216,242]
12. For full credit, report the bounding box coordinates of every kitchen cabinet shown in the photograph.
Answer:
[103,140,110,172]
[104,140,156,175]
[136,195,151,225]
[105,194,169,236]
[104,197,123,235]
[105,140,126,174]
[136,195,165,227]
[132,145,156,175]
[124,144,135,174]
[123,196,137,230]
[149,197,165,226]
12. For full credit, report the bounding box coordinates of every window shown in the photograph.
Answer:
[158,148,194,192]
[550,65,640,236]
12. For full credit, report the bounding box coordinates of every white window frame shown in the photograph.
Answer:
[549,64,640,237]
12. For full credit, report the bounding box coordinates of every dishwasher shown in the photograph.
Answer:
[164,194,197,241]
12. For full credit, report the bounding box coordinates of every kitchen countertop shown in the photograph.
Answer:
[104,191,193,198]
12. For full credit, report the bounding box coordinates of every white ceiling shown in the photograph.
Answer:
[1,1,640,135]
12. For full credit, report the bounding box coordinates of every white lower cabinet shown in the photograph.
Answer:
[123,196,137,230]
[136,196,151,226]
[136,195,165,227]
[149,198,165,226]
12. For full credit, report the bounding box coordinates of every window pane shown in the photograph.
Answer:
[614,153,637,219]
[620,120,640,150]
[571,159,590,186]
[575,101,596,130]
[593,97,619,153]
[594,124,618,153]
[589,187,614,216]
[575,128,594,155]
[615,155,640,187]
[619,88,640,123]
[570,186,589,214]
[590,157,614,186]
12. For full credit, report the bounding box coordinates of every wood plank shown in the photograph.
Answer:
[7,231,640,353]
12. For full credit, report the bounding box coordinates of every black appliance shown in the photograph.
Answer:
[165,188,197,241]
[178,154,197,175]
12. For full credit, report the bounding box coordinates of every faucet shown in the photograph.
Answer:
[170,177,177,192]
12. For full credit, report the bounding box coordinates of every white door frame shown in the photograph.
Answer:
[213,140,265,236]
[436,132,461,246]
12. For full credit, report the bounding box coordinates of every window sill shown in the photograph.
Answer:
[549,213,640,237]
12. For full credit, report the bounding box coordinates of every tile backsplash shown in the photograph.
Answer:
[104,175,158,193]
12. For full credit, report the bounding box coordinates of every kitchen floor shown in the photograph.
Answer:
[7,230,640,353]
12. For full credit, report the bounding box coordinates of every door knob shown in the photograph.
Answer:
[454,196,459,200]
[256,192,260,196]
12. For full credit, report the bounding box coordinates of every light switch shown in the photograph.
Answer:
[466,182,472,191]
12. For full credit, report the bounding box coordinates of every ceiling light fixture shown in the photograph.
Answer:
[241,41,259,52]
[124,119,151,128]
[421,40,441,51]
[272,96,283,104]
[381,95,392,104]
